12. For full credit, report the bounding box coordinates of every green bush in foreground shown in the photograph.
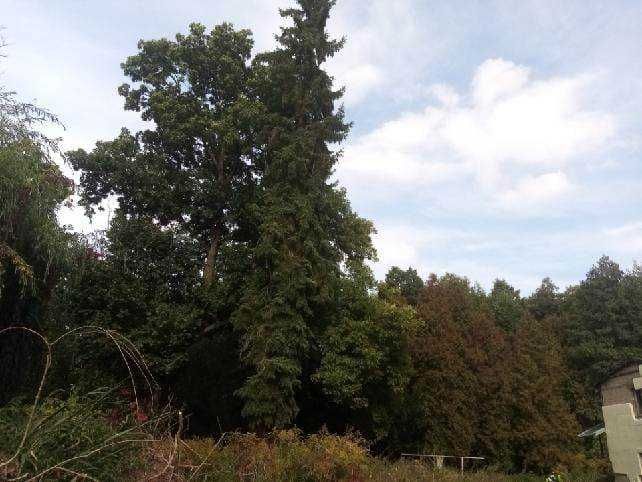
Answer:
[0,388,158,481]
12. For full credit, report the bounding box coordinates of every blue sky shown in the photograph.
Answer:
[3,0,642,293]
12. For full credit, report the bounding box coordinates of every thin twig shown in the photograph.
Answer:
[0,324,172,480]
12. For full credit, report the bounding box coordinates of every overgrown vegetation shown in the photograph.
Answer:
[135,429,601,481]
[0,389,152,481]
[0,0,635,479]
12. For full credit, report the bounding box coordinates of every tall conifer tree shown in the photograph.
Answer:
[233,0,375,429]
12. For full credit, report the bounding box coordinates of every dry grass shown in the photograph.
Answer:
[0,326,179,481]
[134,430,602,482]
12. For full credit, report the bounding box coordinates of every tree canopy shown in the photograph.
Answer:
[1,1,639,476]
[0,85,72,402]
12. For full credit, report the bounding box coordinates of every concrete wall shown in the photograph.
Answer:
[602,365,642,412]
[601,364,642,481]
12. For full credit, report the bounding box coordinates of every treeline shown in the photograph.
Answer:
[1,0,641,476]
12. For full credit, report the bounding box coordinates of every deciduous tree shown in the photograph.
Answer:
[0,86,72,402]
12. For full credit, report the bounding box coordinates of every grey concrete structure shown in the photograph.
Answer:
[600,363,642,481]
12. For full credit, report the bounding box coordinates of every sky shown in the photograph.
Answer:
[2,0,642,293]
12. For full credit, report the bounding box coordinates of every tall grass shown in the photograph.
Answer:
[0,326,181,481]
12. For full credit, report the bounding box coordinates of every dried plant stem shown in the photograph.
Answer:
[0,324,170,480]
[186,432,229,481]
[25,437,161,482]
[147,410,184,480]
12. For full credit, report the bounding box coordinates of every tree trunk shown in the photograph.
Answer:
[203,148,226,288]
[203,223,222,287]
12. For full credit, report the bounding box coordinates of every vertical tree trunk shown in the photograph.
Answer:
[203,224,222,287]
[203,148,226,288]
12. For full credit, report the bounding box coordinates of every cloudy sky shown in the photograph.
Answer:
[3,0,642,293]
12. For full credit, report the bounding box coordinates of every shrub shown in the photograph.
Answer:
[0,388,164,481]
[137,429,602,482]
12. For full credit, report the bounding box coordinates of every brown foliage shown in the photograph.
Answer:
[411,274,584,473]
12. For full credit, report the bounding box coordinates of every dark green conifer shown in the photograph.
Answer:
[232,0,375,429]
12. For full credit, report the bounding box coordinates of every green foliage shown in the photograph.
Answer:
[315,294,420,440]
[231,0,376,430]
[49,214,203,381]
[0,85,61,149]
[412,274,507,459]
[560,256,642,425]
[489,279,524,331]
[5,1,639,477]
[384,266,424,305]
[527,277,562,320]
[175,333,246,435]
[510,317,583,473]
[0,85,72,403]
[67,22,262,289]
[136,429,369,481]
[0,138,71,300]
[563,256,636,384]
[0,90,69,301]
[63,0,375,431]
[0,389,151,481]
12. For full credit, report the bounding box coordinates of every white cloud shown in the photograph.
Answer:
[471,58,530,106]
[371,223,555,292]
[338,57,615,208]
[326,0,449,107]
[332,63,383,106]
[605,222,642,238]
[338,109,462,187]
[371,227,421,276]
[495,171,574,212]
[604,222,642,254]
[370,224,469,279]
[442,69,614,179]
[428,84,460,108]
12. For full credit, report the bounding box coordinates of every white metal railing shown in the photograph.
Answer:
[400,453,486,473]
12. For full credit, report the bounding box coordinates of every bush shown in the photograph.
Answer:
[137,429,602,482]
[0,388,163,481]
[137,429,368,481]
